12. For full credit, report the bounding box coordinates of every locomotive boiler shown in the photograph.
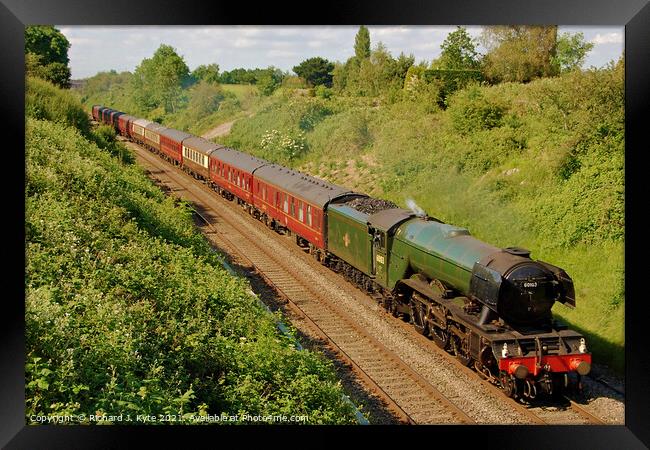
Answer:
[326,198,591,399]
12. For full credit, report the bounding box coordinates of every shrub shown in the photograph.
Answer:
[25,118,358,423]
[447,84,507,133]
[26,76,90,136]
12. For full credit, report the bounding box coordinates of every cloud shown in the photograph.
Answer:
[267,49,299,58]
[58,25,625,79]
[591,32,623,45]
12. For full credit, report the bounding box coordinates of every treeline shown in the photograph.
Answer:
[301,26,595,107]
[25,77,359,424]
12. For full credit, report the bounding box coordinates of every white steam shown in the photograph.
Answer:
[405,198,427,217]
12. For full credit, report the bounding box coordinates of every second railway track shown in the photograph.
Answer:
[125,137,615,425]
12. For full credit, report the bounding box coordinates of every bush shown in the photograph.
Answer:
[25,118,358,424]
[447,84,507,133]
[314,85,333,99]
[26,76,90,136]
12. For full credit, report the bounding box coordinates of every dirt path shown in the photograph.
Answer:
[201,120,236,140]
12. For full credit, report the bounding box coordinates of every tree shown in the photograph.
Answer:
[354,26,371,60]
[392,52,416,83]
[293,57,335,87]
[552,32,595,73]
[132,44,191,113]
[350,42,401,97]
[436,26,480,70]
[192,63,220,84]
[186,81,226,120]
[24,25,71,88]
[480,26,559,83]
[257,67,284,96]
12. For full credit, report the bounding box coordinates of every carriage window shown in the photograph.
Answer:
[298,202,304,222]
[263,186,267,200]
[283,196,289,213]
[290,198,295,216]
[307,205,312,226]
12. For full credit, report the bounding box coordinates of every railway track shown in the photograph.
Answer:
[125,138,614,425]
[129,141,475,425]
[382,308,608,424]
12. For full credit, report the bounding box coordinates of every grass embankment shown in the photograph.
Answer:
[221,63,625,373]
[25,77,358,424]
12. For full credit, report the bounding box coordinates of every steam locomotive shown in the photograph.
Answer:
[93,105,592,401]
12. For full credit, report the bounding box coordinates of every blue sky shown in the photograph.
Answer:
[58,26,624,80]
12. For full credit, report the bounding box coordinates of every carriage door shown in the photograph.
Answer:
[371,228,387,285]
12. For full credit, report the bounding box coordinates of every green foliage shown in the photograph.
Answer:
[25,25,70,66]
[435,26,481,71]
[293,57,335,88]
[26,53,72,89]
[78,71,146,118]
[257,68,284,96]
[219,67,286,86]
[26,76,90,136]
[481,26,560,83]
[25,116,358,424]
[25,25,71,88]
[189,82,227,116]
[132,44,191,113]
[342,43,411,98]
[422,69,483,107]
[447,84,506,133]
[192,63,220,84]
[314,85,333,99]
[552,32,595,73]
[89,124,135,164]
[354,25,371,60]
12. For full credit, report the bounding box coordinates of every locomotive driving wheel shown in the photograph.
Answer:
[409,298,428,335]
[430,325,449,350]
[451,334,472,367]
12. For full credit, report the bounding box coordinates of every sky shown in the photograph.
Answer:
[57,26,625,80]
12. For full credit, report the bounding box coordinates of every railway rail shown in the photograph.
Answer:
[124,136,614,425]
[129,139,475,424]
[382,305,608,425]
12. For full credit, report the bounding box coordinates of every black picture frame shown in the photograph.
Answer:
[3,0,648,447]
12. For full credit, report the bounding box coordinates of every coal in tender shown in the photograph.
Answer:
[347,197,399,215]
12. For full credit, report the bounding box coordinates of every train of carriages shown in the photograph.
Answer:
[93,105,592,401]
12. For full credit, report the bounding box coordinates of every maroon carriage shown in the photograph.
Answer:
[252,164,356,250]
[158,128,193,166]
[117,114,136,138]
[209,147,267,205]
[92,105,103,122]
